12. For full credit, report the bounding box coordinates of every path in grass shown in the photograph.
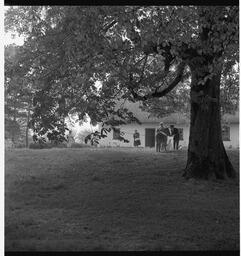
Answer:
[5,148,239,251]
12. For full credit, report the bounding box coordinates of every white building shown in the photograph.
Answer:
[98,101,239,149]
[222,111,239,149]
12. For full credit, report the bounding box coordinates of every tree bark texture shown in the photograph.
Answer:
[183,66,236,180]
[25,103,31,148]
[12,99,17,144]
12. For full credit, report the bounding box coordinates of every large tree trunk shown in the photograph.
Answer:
[11,99,17,145]
[183,68,236,180]
[25,103,31,148]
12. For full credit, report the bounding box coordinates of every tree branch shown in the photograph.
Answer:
[130,61,186,101]
[148,62,186,98]
[102,20,117,33]
[143,40,199,61]
[138,54,148,84]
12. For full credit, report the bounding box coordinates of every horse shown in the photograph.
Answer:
[156,129,168,152]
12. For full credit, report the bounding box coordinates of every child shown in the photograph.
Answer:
[133,130,141,147]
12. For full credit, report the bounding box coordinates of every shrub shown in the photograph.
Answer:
[45,143,53,149]
[15,143,26,148]
[55,143,67,148]
[29,142,51,149]
[70,143,91,148]
[29,142,67,149]
[29,143,44,149]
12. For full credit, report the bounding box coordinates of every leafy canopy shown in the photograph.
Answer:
[5,6,239,142]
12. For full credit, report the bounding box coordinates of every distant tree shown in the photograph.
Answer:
[76,128,93,143]
[4,44,34,146]
[5,6,239,179]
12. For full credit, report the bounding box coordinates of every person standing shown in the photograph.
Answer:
[170,125,180,150]
[165,125,174,150]
[133,130,141,147]
[156,122,168,152]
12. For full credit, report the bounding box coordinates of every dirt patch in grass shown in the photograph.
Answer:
[5,148,239,251]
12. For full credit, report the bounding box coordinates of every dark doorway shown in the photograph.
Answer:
[145,128,155,147]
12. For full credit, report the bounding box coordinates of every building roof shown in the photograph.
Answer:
[116,100,239,124]
[115,100,159,123]
[116,100,189,124]
[222,111,239,124]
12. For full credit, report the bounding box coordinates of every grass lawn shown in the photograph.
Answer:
[5,147,239,251]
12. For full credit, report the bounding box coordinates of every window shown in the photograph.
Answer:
[222,126,230,141]
[113,128,120,140]
[178,128,184,140]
